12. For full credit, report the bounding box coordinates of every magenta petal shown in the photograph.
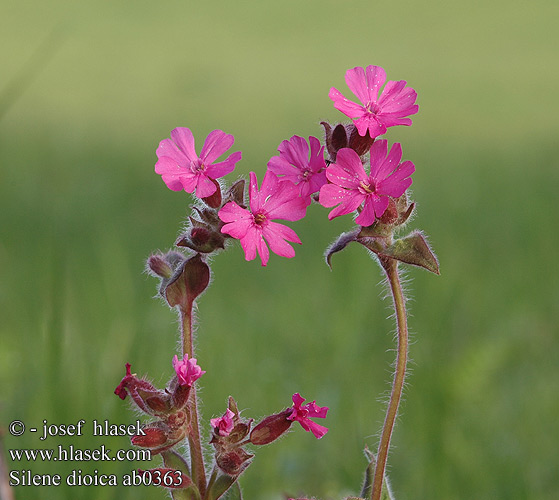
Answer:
[354,115,385,138]
[267,156,300,178]
[265,221,301,244]
[156,138,187,165]
[344,66,371,104]
[239,228,259,262]
[319,183,348,208]
[218,201,250,223]
[205,151,242,178]
[378,82,417,113]
[256,235,270,266]
[326,148,368,187]
[263,180,307,221]
[248,171,262,212]
[200,130,235,164]
[305,401,329,419]
[170,128,197,162]
[195,174,217,198]
[329,88,365,118]
[262,225,296,259]
[364,65,387,102]
[277,135,309,168]
[369,139,389,179]
[305,420,329,439]
[355,197,377,226]
[327,191,364,220]
[374,142,403,181]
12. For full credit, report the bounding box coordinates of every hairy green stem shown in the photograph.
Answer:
[181,307,207,497]
[371,259,408,500]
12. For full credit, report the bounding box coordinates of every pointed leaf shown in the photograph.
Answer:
[222,481,243,500]
[208,473,238,500]
[171,486,202,500]
[162,450,191,477]
[379,231,440,274]
[360,448,396,500]
[325,229,360,269]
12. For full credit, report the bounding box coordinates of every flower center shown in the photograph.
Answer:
[190,159,205,173]
[366,101,380,115]
[359,181,375,195]
[300,168,311,181]
[254,212,267,225]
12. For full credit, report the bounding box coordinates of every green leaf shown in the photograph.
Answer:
[378,231,440,274]
[222,481,242,500]
[360,448,395,500]
[162,450,191,477]
[171,486,202,500]
[207,473,238,500]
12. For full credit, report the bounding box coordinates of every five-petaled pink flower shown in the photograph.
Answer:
[267,135,328,201]
[319,140,415,227]
[218,171,307,267]
[287,393,329,439]
[155,127,242,198]
[172,354,205,387]
[210,409,235,437]
[329,65,418,138]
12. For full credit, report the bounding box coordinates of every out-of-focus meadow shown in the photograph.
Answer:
[1,1,558,499]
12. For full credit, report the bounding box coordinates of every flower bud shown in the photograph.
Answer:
[114,363,171,416]
[216,448,254,476]
[131,426,168,449]
[147,255,173,279]
[224,179,246,207]
[249,409,293,445]
[378,198,398,225]
[176,227,225,254]
[321,122,374,161]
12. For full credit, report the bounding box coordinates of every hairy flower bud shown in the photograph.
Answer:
[114,363,172,416]
[249,409,293,445]
[176,227,225,254]
[216,448,254,476]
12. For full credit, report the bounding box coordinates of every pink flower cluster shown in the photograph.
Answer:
[173,354,205,387]
[154,65,418,264]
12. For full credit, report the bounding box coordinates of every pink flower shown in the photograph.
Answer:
[329,65,418,138]
[267,135,328,200]
[210,409,235,437]
[218,171,307,267]
[155,127,242,198]
[319,140,415,227]
[172,354,205,387]
[287,393,329,439]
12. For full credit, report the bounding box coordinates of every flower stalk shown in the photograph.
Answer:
[371,258,408,500]
[180,306,207,497]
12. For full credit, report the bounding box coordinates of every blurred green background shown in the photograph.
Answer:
[1,0,558,499]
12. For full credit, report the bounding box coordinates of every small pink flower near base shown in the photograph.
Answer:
[172,354,205,387]
[267,135,328,201]
[210,409,235,437]
[219,171,307,266]
[288,393,329,439]
[329,65,418,138]
[319,140,415,227]
[155,127,242,198]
